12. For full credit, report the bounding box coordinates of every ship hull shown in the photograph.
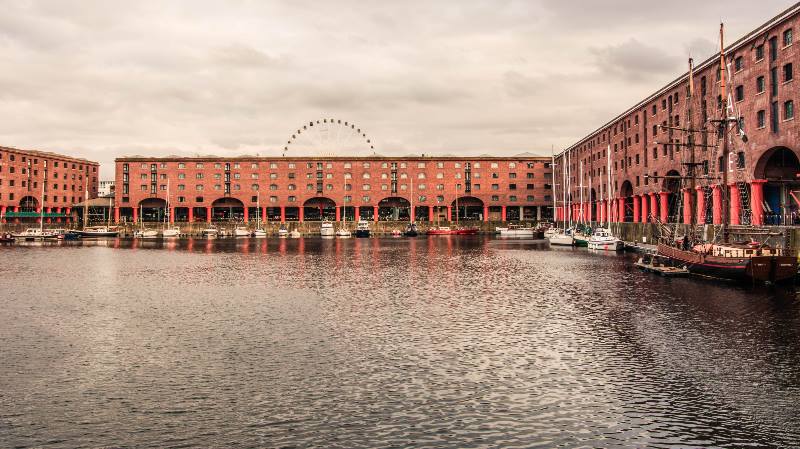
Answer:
[657,244,797,283]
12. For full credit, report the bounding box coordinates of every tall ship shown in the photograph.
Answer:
[655,24,797,283]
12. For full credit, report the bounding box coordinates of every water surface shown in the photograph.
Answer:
[1,237,798,448]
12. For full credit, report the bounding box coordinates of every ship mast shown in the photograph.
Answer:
[687,57,696,230]
[719,22,730,243]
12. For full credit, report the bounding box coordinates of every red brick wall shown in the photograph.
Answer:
[115,157,554,215]
[0,146,99,212]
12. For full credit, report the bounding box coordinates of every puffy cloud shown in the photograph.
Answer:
[0,0,791,179]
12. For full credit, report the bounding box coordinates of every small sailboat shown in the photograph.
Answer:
[355,219,370,238]
[233,226,250,237]
[289,228,302,238]
[162,228,180,238]
[252,193,268,237]
[161,179,180,238]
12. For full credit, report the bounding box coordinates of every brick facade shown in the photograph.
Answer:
[114,156,554,223]
[0,146,100,223]
[555,4,800,227]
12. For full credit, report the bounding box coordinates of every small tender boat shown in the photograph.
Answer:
[162,228,181,238]
[75,226,119,238]
[320,221,335,237]
[290,229,302,238]
[278,224,289,238]
[0,233,15,244]
[573,233,589,247]
[391,229,401,237]
[253,228,267,238]
[202,228,219,238]
[336,227,352,238]
[355,220,371,238]
[587,228,624,251]
[455,228,479,235]
[234,227,250,237]
[404,222,419,237]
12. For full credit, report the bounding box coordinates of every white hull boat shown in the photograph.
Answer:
[548,233,575,246]
[161,228,180,238]
[320,221,335,237]
[253,229,267,238]
[290,230,301,238]
[134,229,159,239]
[234,227,250,237]
[587,228,624,251]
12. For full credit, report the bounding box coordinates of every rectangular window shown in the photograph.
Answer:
[757,76,765,93]
[757,110,766,128]
[735,85,744,102]
[784,28,793,47]
[770,36,778,62]
[755,44,764,61]
[784,63,793,82]
[734,56,743,72]
[784,100,794,120]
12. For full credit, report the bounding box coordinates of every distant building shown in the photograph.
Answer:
[0,146,100,223]
[99,180,115,197]
[114,155,554,223]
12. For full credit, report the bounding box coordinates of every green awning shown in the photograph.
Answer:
[3,211,68,218]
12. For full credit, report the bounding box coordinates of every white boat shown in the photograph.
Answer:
[134,229,159,239]
[587,228,624,251]
[355,220,371,238]
[548,232,575,246]
[13,228,58,241]
[544,227,559,239]
[495,226,508,234]
[202,228,218,238]
[253,228,268,238]
[320,221,335,237]
[336,228,352,238]
[161,228,180,238]
[278,225,289,238]
[234,227,250,237]
[290,229,301,238]
[499,224,535,238]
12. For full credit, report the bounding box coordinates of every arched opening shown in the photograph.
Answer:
[378,197,410,221]
[19,196,39,213]
[303,197,336,221]
[211,197,244,221]
[620,181,634,222]
[664,170,682,223]
[451,196,484,221]
[138,198,167,222]
[754,146,800,225]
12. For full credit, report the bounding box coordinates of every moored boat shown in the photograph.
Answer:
[320,221,335,237]
[499,223,535,238]
[278,224,289,238]
[426,226,455,235]
[234,227,250,237]
[162,228,181,238]
[548,231,574,246]
[587,228,624,251]
[658,242,796,283]
[74,226,119,238]
[13,228,58,241]
[404,222,419,237]
[202,228,218,238]
[253,228,268,238]
[355,220,371,238]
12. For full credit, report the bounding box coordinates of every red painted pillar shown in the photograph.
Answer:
[483,206,489,222]
[335,206,341,222]
[609,200,615,222]
[373,205,379,222]
[65,207,72,224]
[206,206,212,223]
[410,204,415,222]
[114,206,120,223]
[0,205,5,223]
[501,205,507,222]
[354,206,359,221]
[712,185,723,225]
[429,205,435,222]
[729,183,741,225]
[45,207,51,224]
[188,207,194,223]
[446,205,452,221]
[640,195,649,223]
[682,188,692,224]
[280,206,286,222]
[243,207,249,223]
[169,207,175,224]
[659,192,669,222]
[695,186,705,224]
[633,196,640,223]
[618,198,625,223]
[587,202,593,222]
[750,180,766,226]
[262,205,267,223]
[299,207,304,223]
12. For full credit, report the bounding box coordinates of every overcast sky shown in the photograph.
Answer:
[0,0,794,179]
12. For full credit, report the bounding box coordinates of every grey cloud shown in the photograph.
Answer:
[590,39,683,82]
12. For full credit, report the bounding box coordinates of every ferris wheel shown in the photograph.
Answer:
[283,118,375,157]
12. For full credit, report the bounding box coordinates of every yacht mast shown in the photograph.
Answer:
[719,23,731,243]
[551,146,556,224]
[39,173,45,234]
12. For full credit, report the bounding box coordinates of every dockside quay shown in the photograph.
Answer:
[0,146,99,224]
[113,155,554,225]
[554,4,800,229]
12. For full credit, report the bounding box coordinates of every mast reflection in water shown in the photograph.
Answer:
[0,237,798,448]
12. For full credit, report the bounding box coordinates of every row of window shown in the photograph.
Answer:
[136,182,545,192]
[123,161,549,171]
[0,193,83,203]
[0,153,95,172]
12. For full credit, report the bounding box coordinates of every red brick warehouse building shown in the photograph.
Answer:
[554,4,800,227]
[0,146,100,223]
[113,156,554,224]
